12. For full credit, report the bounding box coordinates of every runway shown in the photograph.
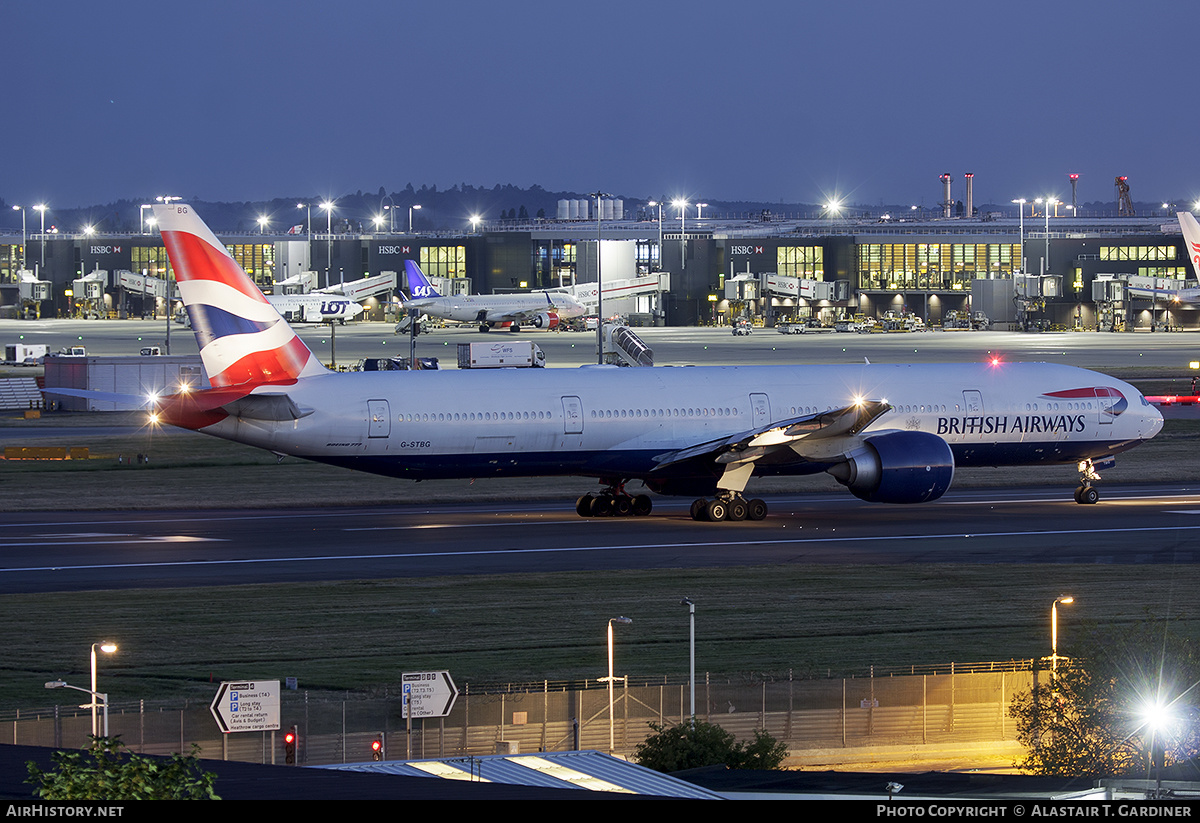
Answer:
[3,484,1197,593]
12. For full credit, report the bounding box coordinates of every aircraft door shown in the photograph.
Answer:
[962,390,983,414]
[562,396,583,434]
[367,399,390,438]
[750,393,771,428]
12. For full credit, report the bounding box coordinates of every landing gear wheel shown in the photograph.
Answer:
[589,495,613,517]
[690,498,708,521]
[728,499,748,521]
[576,494,594,517]
[479,323,490,332]
[747,498,768,521]
[632,495,653,516]
[511,323,521,332]
[1075,485,1099,505]
[706,499,728,522]
[612,495,632,517]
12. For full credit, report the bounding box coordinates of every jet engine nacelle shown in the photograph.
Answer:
[826,431,954,504]
[531,311,559,329]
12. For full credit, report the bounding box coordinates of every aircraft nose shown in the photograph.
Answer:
[1144,402,1164,439]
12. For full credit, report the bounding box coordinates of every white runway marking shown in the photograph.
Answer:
[3,524,1199,575]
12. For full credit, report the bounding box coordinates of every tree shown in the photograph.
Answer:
[1009,624,1200,777]
[632,720,788,773]
[27,736,220,800]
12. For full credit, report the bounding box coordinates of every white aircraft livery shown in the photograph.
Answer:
[403,259,585,331]
[150,204,1163,521]
[265,293,364,323]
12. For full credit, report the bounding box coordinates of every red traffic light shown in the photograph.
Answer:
[284,731,296,744]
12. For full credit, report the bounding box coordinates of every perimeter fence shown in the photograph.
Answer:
[4,662,1045,766]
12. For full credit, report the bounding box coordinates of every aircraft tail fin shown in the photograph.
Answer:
[1179,212,1200,278]
[154,204,326,388]
[404,259,441,299]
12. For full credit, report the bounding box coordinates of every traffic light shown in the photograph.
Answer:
[284,726,297,765]
[371,734,384,761]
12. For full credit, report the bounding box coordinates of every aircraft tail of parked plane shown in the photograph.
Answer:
[138,204,1163,521]
[404,259,442,299]
[1179,212,1200,282]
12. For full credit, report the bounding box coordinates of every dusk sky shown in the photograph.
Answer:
[8,0,1200,212]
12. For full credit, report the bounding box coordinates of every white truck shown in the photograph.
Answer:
[5,344,49,365]
[457,341,546,369]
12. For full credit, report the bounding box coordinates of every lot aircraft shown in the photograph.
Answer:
[143,204,1162,521]
[401,259,585,332]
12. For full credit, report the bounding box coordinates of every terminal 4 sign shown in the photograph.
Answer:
[210,680,281,733]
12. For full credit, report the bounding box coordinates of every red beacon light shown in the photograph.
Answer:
[988,355,1003,367]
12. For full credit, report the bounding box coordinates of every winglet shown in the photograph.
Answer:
[155,204,325,388]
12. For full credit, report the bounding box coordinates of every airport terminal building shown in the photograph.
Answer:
[1,210,1194,331]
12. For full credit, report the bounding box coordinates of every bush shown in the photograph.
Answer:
[632,720,788,772]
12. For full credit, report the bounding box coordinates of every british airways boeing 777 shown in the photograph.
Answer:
[147,204,1163,521]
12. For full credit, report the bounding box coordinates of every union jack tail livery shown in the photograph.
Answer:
[155,203,325,388]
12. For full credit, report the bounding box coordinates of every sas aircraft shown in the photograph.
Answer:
[401,259,585,332]
[145,204,1162,521]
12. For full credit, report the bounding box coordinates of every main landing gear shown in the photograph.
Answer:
[689,492,768,522]
[576,480,653,518]
[1073,458,1102,505]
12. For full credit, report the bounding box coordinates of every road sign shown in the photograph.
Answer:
[401,671,458,719]
[210,680,281,733]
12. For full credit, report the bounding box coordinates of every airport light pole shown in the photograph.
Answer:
[648,201,664,272]
[321,201,335,289]
[34,204,47,271]
[605,616,632,753]
[681,598,695,726]
[1051,595,1073,672]
[381,194,395,232]
[409,204,421,233]
[672,199,688,271]
[156,197,181,350]
[11,206,25,269]
[90,641,117,737]
[1012,199,1027,274]
[696,202,708,219]
[590,191,610,365]
[45,680,110,738]
[258,215,268,236]
[139,204,153,235]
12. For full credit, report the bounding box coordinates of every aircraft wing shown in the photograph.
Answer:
[651,400,892,473]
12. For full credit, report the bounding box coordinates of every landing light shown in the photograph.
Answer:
[989,356,1003,367]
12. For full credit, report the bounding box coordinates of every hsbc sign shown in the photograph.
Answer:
[90,245,122,254]
[377,245,411,255]
[729,245,764,255]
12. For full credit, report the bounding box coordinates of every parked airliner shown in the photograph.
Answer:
[401,259,585,331]
[147,204,1162,521]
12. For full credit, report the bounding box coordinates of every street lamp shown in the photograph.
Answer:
[409,204,421,233]
[258,215,268,236]
[648,200,665,273]
[605,616,632,753]
[589,191,611,365]
[46,680,110,738]
[139,204,153,235]
[681,598,695,725]
[696,202,708,219]
[1012,199,1027,275]
[90,642,117,736]
[34,204,47,270]
[672,199,688,270]
[469,214,481,234]
[1051,595,1073,672]
[320,200,335,288]
[11,206,25,269]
